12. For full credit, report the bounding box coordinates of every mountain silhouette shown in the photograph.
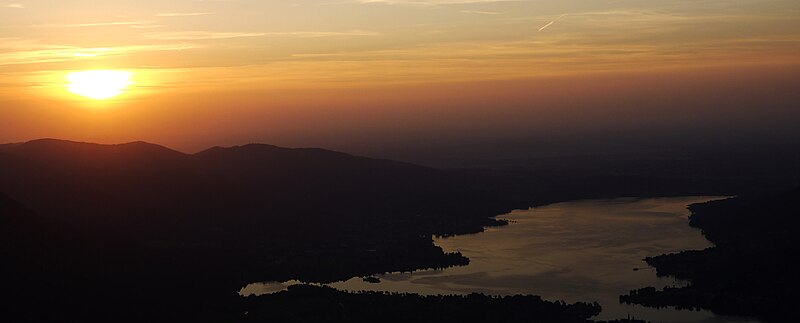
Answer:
[0,139,515,286]
[0,139,528,321]
[0,139,506,236]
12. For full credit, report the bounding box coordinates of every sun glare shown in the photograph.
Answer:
[66,70,132,100]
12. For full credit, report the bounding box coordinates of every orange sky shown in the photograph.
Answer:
[2,0,799,158]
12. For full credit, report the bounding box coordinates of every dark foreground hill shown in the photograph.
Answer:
[0,139,524,284]
[0,139,537,322]
[0,189,622,323]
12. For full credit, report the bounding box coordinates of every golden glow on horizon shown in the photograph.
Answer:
[0,0,798,148]
[66,70,132,100]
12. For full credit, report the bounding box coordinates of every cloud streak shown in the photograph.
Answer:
[0,43,196,67]
[140,30,379,40]
[538,14,566,32]
[156,12,214,17]
[461,10,502,15]
[357,0,515,6]
[35,21,156,28]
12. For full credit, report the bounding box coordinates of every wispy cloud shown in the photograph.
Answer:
[0,42,196,66]
[140,30,379,40]
[129,24,167,29]
[357,0,515,6]
[538,14,566,32]
[156,12,214,17]
[140,31,267,40]
[0,2,23,8]
[36,21,156,28]
[270,30,380,38]
[460,10,501,15]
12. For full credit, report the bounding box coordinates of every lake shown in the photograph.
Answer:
[241,197,758,322]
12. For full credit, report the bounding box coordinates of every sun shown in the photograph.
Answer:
[66,70,132,100]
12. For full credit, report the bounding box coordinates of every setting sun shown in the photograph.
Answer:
[66,70,132,100]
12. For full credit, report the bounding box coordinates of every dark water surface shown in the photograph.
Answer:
[241,197,758,322]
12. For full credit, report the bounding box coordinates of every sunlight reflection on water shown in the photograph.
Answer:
[241,196,759,323]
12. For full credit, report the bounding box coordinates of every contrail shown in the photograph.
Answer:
[538,14,566,32]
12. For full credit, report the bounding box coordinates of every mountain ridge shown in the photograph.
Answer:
[0,138,512,273]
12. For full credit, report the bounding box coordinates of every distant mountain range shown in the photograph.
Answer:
[0,139,508,235]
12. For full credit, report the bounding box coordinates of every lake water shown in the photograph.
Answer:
[241,197,758,322]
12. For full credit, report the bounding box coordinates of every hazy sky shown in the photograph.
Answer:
[1,0,799,161]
